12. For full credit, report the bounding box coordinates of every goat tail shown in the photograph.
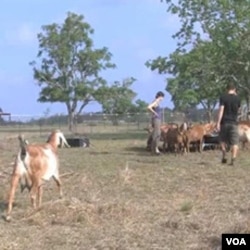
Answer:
[17,135,32,192]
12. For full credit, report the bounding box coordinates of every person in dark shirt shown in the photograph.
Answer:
[147,91,165,155]
[216,82,241,165]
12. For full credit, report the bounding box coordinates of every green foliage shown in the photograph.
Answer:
[148,0,250,117]
[131,99,148,114]
[96,77,139,115]
[30,12,115,130]
[148,41,223,114]
[161,0,250,47]
[160,0,250,86]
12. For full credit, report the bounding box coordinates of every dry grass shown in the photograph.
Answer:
[1,130,250,250]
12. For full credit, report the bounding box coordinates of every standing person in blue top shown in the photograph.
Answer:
[147,91,165,155]
[216,82,241,166]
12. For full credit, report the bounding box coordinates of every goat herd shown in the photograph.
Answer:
[3,121,250,222]
[145,120,250,154]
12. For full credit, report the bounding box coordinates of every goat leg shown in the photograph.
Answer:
[5,173,20,221]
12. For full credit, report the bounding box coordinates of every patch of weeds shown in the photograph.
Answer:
[180,201,193,213]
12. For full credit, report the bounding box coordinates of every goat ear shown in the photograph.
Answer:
[18,134,24,141]
[59,138,63,148]
[18,134,27,147]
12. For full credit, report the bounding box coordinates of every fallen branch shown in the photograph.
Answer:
[60,171,75,178]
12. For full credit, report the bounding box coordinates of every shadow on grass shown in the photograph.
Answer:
[88,148,150,157]
[76,132,148,141]
[207,236,221,250]
[0,201,7,213]
[124,146,149,154]
[89,151,111,155]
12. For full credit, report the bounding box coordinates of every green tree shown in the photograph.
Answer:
[161,0,250,105]
[161,0,250,48]
[97,77,136,114]
[147,41,225,121]
[130,99,148,114]
[147,0,250,120]
[30,12,115,131]
[96,78,147,124]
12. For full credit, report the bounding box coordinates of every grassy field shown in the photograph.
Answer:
[1,129,250,250]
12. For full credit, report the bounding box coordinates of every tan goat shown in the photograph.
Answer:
[186,122,216,152]
[5,129,70,221]
[163,123,188,154]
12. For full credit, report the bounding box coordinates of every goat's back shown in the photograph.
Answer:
[24,144,59,181]
[186,125,205,141]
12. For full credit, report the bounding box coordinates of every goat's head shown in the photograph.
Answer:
[204,122,217,134]
[179,122,188,132]
[47,130,71,148]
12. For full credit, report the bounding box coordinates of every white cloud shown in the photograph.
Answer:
[3,23,37,46]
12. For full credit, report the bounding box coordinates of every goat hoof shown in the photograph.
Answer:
[4,215,11,222]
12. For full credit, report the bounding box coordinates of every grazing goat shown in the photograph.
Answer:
[163,123,188,154]
[5,130,70,221]
[146,123,178,151]
[186,122,216,152]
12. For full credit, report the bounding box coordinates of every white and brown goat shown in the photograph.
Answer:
[5,129,70,221]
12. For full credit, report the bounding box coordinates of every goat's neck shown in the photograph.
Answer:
[47,134,59,150]
[47,142,58,151]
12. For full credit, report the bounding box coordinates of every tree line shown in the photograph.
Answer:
[29,1,250,130]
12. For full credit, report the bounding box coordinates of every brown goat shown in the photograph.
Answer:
[186,123,216,152]
[163,123,188,154]
[146,123,178,151]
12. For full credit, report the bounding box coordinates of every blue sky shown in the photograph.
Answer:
[0,0,180,116]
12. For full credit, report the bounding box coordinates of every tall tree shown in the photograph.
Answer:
[147,0,250,120]
[130,99,148,114]
[161,0,250,101]
[30,12,115,131]
[147,41,224,121]
[97,78,136,113]
[161,0,250,48]
[96,78,148,124]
